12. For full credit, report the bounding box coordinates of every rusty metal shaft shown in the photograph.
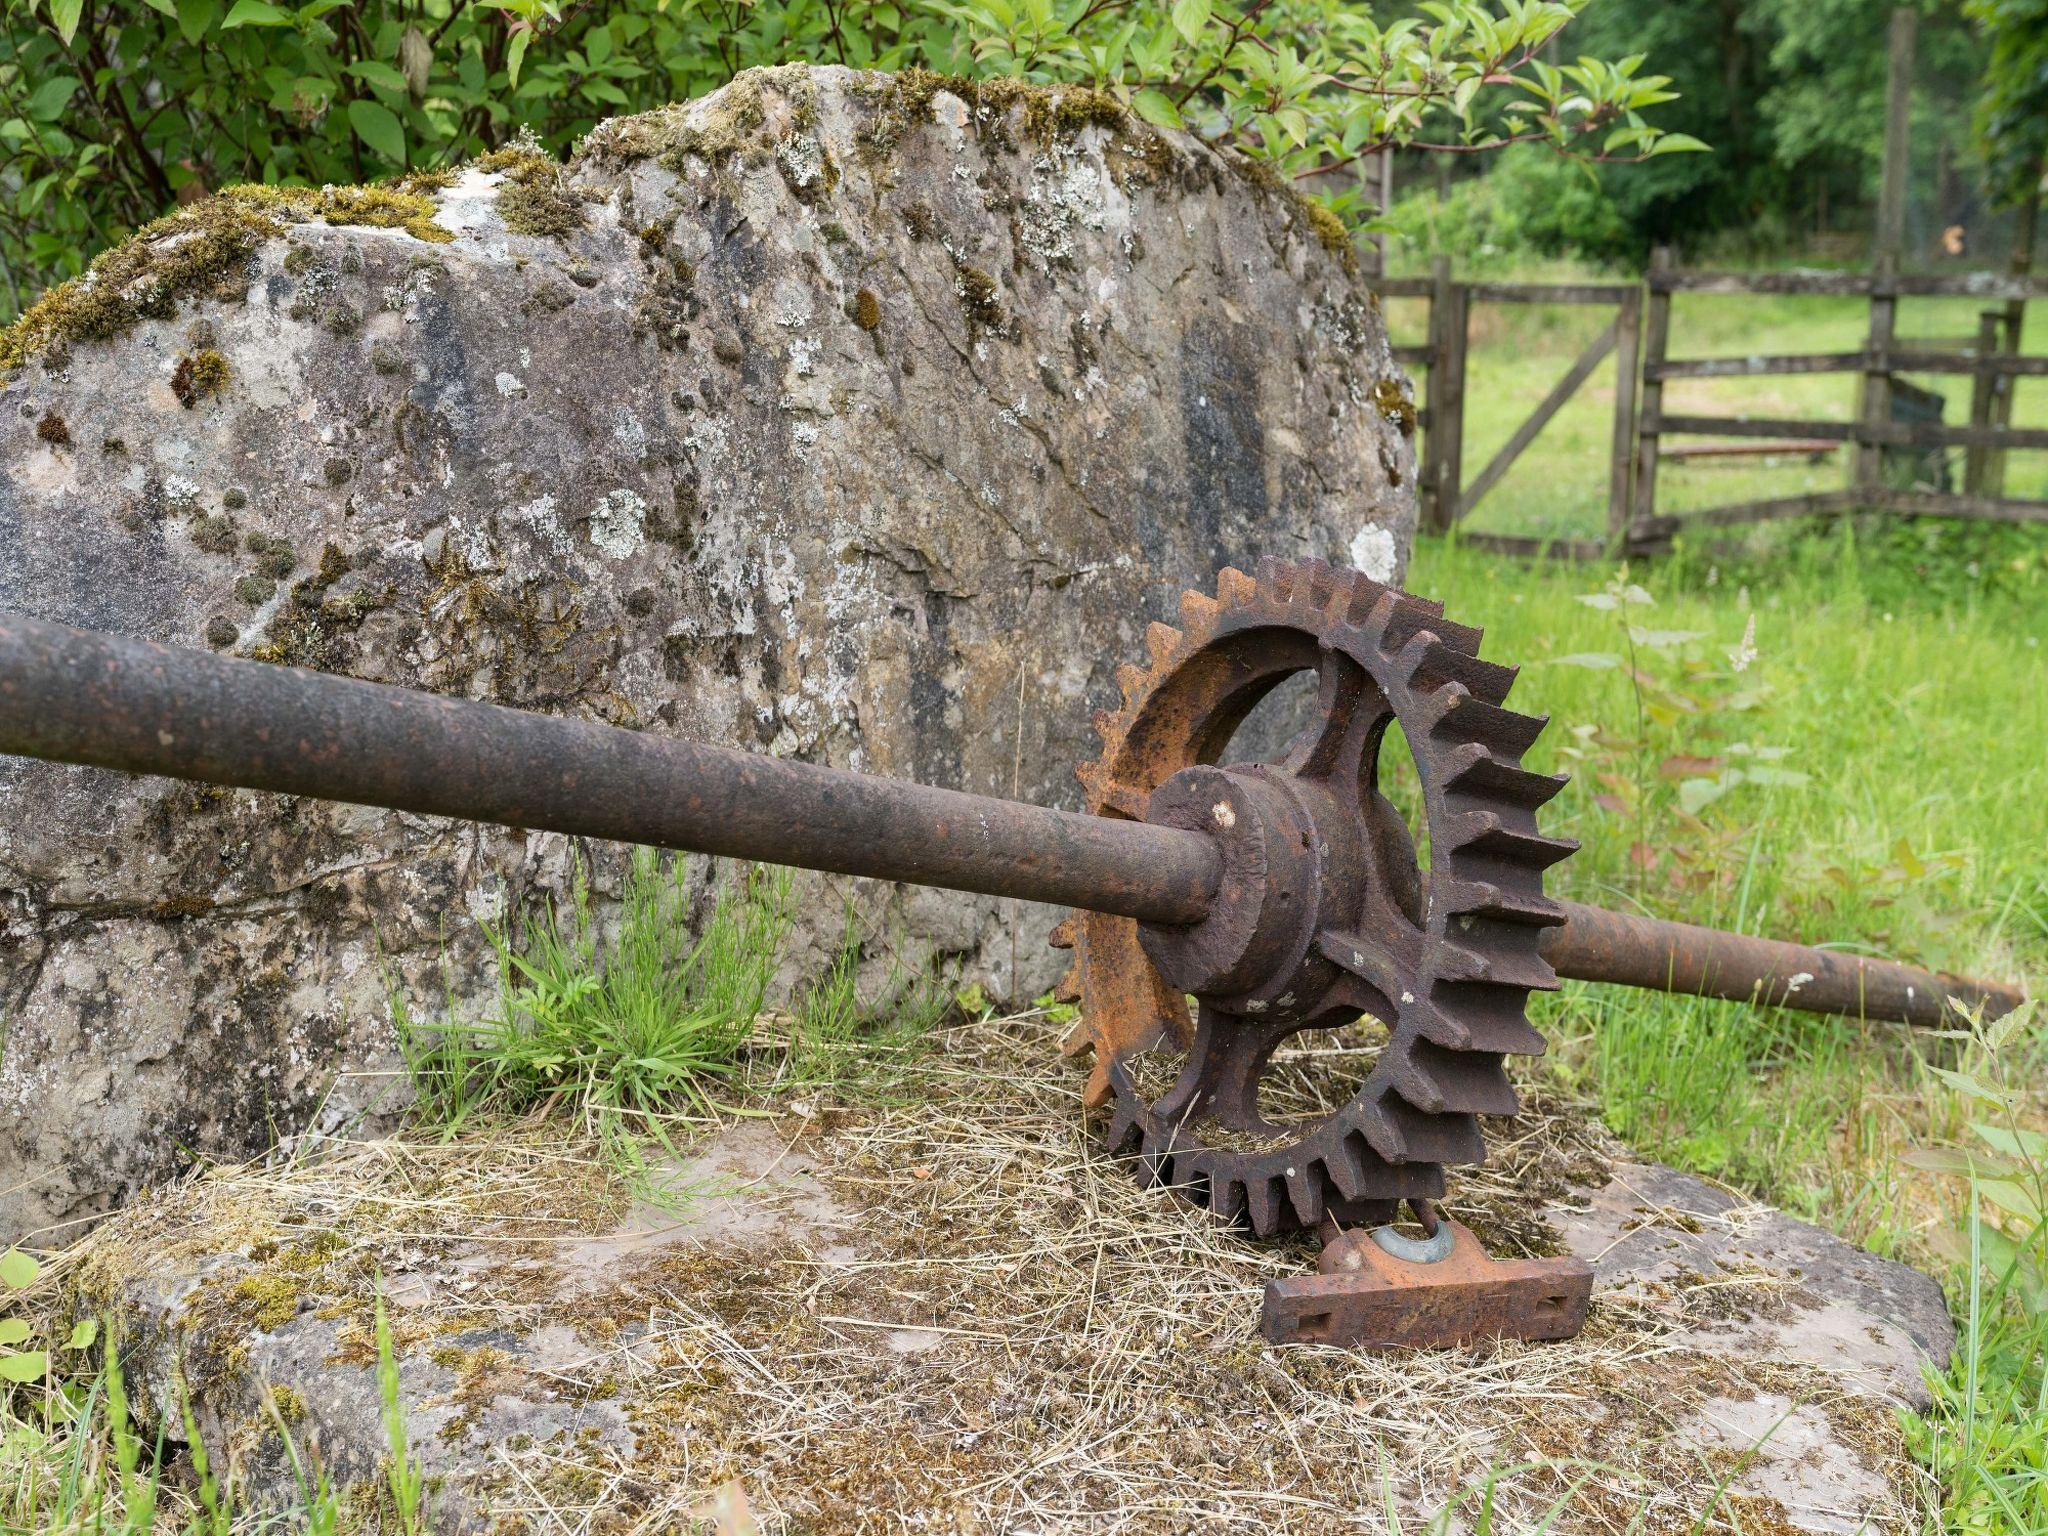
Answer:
[0,614,1220,926]
[1544,900,2020,1027]
[0,613,2021,1027]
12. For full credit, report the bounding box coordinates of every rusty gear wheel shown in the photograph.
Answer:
[1053,557,1576,1237]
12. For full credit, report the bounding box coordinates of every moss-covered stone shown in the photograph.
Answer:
[0,180,456,377]
[34,410,70,446]
[477,143,588,240]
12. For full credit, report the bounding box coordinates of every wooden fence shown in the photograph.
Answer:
[1386,258,2048,557]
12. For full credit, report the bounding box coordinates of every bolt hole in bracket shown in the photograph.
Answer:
[1262,1200,1593,1349]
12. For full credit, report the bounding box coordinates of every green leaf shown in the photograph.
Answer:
[1929,1067,2013,1108]
[0,1250,39,1290]
[140,0,178,16]
[24,77,79,123]
[506,28,532,89]
[1625,627,1703,649]
[1648,132,1709,156]
[0,1320,29,1347]
[1131,89,1183,131]
[0,1351,48,1383]
[176,0,220,42]
[221,0,290,26]
[1903,1146,2007,1178]
[348,61,410,94]
[1676,777,1727,816]
[66,1318,98,1351]
[46,0,84,42]
[347,98,406,165]
[1170,0,1209,45]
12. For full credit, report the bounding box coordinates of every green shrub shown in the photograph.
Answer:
[1383,145,1632,267]
[0,0,1696,324]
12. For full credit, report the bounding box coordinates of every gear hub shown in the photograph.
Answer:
[1056,557,1578,1236]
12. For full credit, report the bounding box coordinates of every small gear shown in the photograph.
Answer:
[1055,557,1576,1237]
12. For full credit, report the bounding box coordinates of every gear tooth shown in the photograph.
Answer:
[1444,743,1569,809]
[1429,688,1550,757]
[1433,933,1559,991]
[1210,1176,1247,1223]
[1116,662,1150,707]
[1052,963,1082,1004]
[1145,621,1182,665]
[1082,1055,1115,1109]
[1444,810,1579,872]
[1377,1090,1487,1166]
[1378,595,1482,658]
[1327,1134,1372,1199]
[1089,707,1119,743]
[1285,1163,1327,1229]
[1343,575,1389,622]
[1059,1014,1093,1057]
[1243,1176,1285,1238]
[1049,917,1078,950]
[1416,639,1518,707]
[1178,589,1220,631]
[1216,566,1258,608]
[1435,877,1568,929]
[1252,555,1293,597]
[1106,1098,1140,1151]
[1430,981,1549,1055]
[1301,559,1339,608]
[1390,1042,1521,1117]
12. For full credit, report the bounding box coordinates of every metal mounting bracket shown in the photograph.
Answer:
[1261,1216,1593,1350]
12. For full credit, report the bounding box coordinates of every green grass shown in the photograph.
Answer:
[1385,265,2048,541]
[1406,528,2048,1533]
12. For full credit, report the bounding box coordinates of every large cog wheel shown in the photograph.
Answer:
[1053,557,1577,1237]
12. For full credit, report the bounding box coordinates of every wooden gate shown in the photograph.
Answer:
[1381,258,1642,557]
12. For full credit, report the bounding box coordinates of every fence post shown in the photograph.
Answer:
[1987,167,2040,500]
[1607,284,1642,540]
[1423,257,1468,533]
[1627,248,1673,546]
[1856,264,1899,497]
[1965,309,2000,495]
[1857,6,1914,499]
[1418,255,1448,530]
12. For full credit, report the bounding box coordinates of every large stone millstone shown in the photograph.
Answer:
[0,65,1417,1239]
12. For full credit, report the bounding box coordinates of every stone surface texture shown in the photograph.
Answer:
[0,64,1416,1239]
[75,1117,1950,1536]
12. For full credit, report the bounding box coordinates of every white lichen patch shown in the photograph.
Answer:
[495,372,525,397]
[589,488,649,559]
[1349,522,1398,583]
[510,494,575,560]
[776,133,829,192]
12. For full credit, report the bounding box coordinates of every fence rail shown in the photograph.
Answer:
[1386,254,2045,557]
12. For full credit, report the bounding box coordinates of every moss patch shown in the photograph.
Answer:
[1372,377,1417,435]
[170,348,230,408]
[477,144,587,240]
[34,409,70,446]
[0,179,456,376]
[851,287,881,331]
